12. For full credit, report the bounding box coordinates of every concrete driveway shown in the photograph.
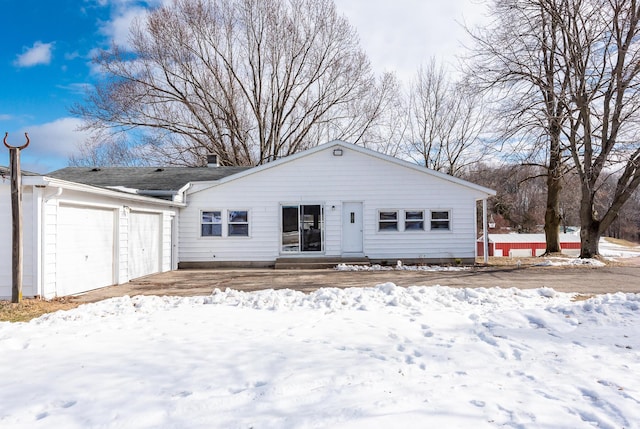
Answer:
[72,264,640,303]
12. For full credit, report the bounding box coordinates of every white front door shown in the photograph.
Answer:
[342,202,363,253]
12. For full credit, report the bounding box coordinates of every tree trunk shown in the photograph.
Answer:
[544,127,563,254]
[543,194,562,254]
[579,221,600,258]
[579,190,600,258]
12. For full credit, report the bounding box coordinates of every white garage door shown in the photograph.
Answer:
[128,211,161,280]
[57,205,115,296]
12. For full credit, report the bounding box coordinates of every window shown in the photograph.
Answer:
[201,211,222,237]
[378,210,398,231]
[281,205,324,252]
[228,210,249,236]
[405,210,424,231]
[430,210,450,230]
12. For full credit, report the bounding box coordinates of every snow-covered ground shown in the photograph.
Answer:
[1,284,640,428]
[1,237,639,428]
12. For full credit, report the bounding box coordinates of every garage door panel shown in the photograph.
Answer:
[58,206,115,296]
[128,212,161,280]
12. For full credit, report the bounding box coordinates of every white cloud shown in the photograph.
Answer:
[100,6,148,48]
[0,114,13,121]
[98,0,166,50]
[57,83,94,95]
[0,118,92,173]
[19,117,91,158]
[333,0,488,82]
[14,41,55,67]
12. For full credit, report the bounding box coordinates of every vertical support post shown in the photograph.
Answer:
[9,148,23,302]
[482,198,489,264]
[4,132,30,303]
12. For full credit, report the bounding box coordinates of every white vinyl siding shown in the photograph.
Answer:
[0,186,37,299]
[180,145,487,263]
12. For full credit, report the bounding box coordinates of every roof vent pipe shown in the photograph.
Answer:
[207,154,219,167]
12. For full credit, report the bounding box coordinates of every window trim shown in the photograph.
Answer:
[200,210,223,237]
[378,210,399,232]
[404,209,425,232]
[280,203,325,253]
[227,209,250,237]
[430,210,451,231]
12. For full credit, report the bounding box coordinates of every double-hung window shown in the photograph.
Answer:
[430,210,451,230]
[201,211,222,237]
[228,210,249,236]
[405,210,425,231]
[378,210,398,231]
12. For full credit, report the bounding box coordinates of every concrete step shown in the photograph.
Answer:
[274,256,370,270]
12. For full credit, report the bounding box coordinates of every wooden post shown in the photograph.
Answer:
[4,132,30,303]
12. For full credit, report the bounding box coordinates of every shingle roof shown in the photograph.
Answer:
[1,166,40,177]
[47,166,250,191]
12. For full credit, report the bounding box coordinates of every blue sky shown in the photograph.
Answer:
[1,0,485,173]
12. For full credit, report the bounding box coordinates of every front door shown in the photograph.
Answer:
[342,202,363,253]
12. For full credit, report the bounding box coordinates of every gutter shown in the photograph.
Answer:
[22,176,186,208]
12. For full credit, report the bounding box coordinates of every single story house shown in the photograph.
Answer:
[2,141,495,299]
[477,233,581,257]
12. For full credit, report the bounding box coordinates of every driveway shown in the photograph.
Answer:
[72,264,640,303]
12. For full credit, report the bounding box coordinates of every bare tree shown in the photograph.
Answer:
[403,59,488,177]
[561,0,640,257]
[72,0,382,166]
[467,0,573,254]
[69,130,145,167]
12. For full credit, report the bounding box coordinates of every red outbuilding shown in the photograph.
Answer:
[477,233,581,257]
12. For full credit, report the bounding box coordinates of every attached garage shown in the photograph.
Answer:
[1,172,181,299]
[57,205,117,296]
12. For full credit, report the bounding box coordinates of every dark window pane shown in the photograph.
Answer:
[202,211,221,223]
[201,223,222,236]
[379,211,397,221]
[379,222,398,231]
[229,224,249,236]
[405,211,423,220]
[229,211,248,223]
[431,211,449,220]
[431,221,450,230]
[405,221,424,230]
